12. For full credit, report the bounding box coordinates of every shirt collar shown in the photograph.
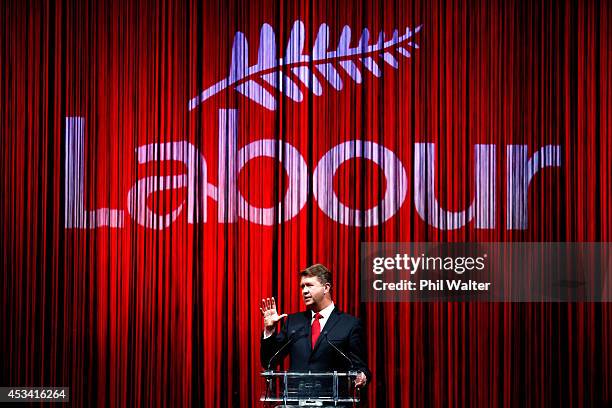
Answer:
[312,302,335,320]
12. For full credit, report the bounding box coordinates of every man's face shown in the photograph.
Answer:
[300,276,328,308]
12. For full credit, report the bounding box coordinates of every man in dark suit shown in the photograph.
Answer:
[260,264,371,388]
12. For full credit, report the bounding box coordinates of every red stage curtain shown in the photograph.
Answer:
[1,0,610,406]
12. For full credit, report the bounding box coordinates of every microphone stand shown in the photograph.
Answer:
[322,331,354,370]
[266,328,305,371]
[323,332,360,408]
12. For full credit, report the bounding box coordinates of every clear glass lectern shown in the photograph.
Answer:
[260,371,360,407]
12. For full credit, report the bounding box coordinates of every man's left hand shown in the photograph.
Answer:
[354,372,367,388]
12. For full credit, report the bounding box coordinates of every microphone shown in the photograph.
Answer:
[266,327,306,370]
[322,331,354,370]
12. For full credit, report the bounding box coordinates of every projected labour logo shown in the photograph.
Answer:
[63,20,561,230]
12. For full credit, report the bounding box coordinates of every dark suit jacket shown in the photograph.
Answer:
[260,308,371,381]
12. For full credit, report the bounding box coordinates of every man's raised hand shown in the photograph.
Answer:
[260,297,288,331]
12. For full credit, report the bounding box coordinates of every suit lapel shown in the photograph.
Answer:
[321,308,341,335]
[302,310,312,345]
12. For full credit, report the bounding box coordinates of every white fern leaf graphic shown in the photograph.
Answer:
[189,20,422,111]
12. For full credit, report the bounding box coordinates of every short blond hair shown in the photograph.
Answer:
[300,264,332,288]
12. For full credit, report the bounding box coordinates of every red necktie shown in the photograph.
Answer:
[311,313,323,349]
